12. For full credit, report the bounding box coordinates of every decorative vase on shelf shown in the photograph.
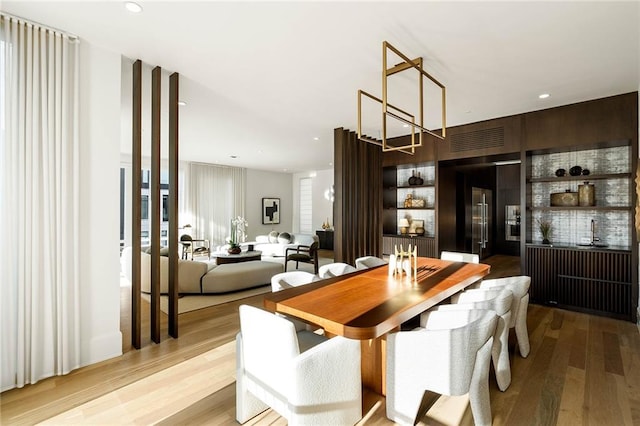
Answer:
[408,170,417,186]
[415,172,424,185]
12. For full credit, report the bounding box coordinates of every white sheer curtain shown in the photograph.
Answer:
[188,163,246,248]
[1,15,81,391]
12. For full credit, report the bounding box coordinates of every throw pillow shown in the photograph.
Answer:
[268,231,280,243]
[277,232,292,244]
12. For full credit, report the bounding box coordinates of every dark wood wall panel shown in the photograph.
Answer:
[523,92,638,151]
[437,115,522,161]
[131,60,142,349]
[334,128,383,265]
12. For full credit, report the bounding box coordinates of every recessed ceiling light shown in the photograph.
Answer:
[313,137,319,141]
[402,124,409,128]
[230,155,237,159]
[178,101,186,106]
[124,1,143,13]
[539,93,550,99]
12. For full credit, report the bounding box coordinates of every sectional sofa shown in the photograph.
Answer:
[252,232,319,257]
[120,247,283,294]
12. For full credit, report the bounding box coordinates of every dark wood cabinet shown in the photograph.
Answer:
[315,230,334,250]
[383,235,436,258]
[526,245,633,321]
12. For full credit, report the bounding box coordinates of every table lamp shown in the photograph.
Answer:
[398,218,410,234]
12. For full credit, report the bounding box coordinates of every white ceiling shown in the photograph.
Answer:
[3,1,639,173]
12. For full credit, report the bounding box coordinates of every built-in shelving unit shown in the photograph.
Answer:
[524,142,634,321]
[526,144,633,247]
[382,162,436,257]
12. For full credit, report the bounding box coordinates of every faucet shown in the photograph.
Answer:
[591,219,600,245]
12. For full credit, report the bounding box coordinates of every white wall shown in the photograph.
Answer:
[78,41,122,365]
[292,169,334,233]
[245,169,293,239]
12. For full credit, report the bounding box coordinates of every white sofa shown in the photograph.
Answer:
[121,247,283,294]
[252,232,319,257]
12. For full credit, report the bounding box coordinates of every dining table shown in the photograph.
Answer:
[263,256,491,395]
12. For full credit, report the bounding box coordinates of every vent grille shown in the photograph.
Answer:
[450,127,504,152]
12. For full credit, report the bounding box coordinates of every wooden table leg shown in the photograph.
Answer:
[361,335,387,395]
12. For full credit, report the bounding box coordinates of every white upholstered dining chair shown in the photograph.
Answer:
[270,271,319,331]
[440,250,480,263]
[471,275,531,358]
[236,305,362,425]
[386,309,497,426]
[431,288,514,391]
[318,262,357,279]
[355,255,388,270]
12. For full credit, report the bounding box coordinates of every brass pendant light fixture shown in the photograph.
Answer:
[357,41,446,154]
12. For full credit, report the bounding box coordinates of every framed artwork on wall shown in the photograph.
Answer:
[262,198,280,224]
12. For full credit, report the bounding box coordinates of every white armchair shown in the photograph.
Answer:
[440,250,480,263]
[355,255,387,270]
[472,275,531,358]
[386,309,497,426]
[318,262,357,279]
[430,288,514,391]
[236,305,362,425]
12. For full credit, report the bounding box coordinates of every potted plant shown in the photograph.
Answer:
[228,216,248,254]
[537,218,552,244]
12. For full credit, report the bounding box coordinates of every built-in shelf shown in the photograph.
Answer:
[388,184,436,189]
[387,207,435,211]
[527,172,630,184]
[529,206,630,211]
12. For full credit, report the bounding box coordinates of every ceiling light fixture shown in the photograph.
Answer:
[539,93,550,99]
[124,1,143,13]
[177,101,186,106]
[313,137,319,141]
[357,41,446,155]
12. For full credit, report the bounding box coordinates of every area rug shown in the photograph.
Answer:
[141,285,271,314]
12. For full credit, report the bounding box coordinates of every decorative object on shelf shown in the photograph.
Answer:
[410,198,426,208]
[357,41,446,155]
[228,216,247,254]
[569,165,583,176]
[404,193,413,208]
[408,170,418,185]
[415,171,424,185]
[578,181,595,206]
[398,218,410,234]
[550,190,579,206]
[581,168,590,176]
[409,219,425,235]
[537,218,553,244]
[555,168,566,177]
[321,218,331,230]
[389,244,418,278]
[262,197,280,224]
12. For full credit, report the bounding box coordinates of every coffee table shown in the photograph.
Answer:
[213,250,262,265]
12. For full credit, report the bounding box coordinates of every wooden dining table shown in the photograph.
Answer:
[263,256,491,394]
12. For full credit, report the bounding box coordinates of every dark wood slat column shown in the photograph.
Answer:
[150,66,161,343]
[168,72,179,337]
[334,128,383,265]
[131,60,142,349]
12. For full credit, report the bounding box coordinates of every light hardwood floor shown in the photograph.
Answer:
[2,255,639,425]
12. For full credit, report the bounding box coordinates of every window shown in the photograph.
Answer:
[299,177,312,234]
[141,195,148,220]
